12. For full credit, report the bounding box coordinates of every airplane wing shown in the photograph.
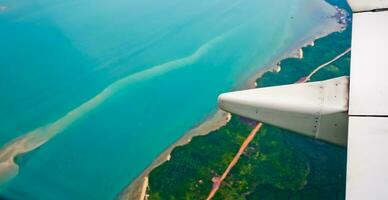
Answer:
[346,1,388,199]
[218,76,349,146]
[217,0,388,199]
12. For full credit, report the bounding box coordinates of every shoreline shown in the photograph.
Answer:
[118,109,231,200]
[119,16,344,199]
[119,51,298,200]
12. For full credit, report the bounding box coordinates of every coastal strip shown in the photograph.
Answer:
[118,64,283,200]
[140,177,149,200]
[119,109,231,200]
[119,15,344,199]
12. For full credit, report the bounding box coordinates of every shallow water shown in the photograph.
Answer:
[0,0,338,199]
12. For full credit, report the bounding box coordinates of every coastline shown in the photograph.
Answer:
[118,109,231,200]
[118,15,344,200]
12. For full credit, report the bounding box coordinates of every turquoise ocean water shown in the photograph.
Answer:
[0,0,338,199]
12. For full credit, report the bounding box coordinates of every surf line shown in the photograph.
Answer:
[0,32,231,185]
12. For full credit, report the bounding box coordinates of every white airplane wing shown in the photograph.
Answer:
[346,1,388,199]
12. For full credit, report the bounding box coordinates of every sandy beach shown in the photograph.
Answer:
[118,109,231,200]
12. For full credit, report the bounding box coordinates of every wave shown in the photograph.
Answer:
[0,32,231,185]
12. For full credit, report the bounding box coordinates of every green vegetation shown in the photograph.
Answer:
[149,120,347,200]
[257,28,351,87]
[148,3,351,199]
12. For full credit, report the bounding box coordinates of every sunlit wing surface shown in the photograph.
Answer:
[346,117,388,199]
[346,1,388,199]
[348,11,388,116]
[347,0,388,12]
[218,77,349,146]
